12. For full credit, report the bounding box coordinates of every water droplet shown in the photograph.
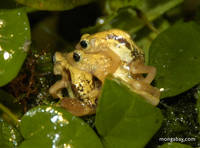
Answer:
[0,45,3,51]
[179,49,183,52]
[4,52,10,60]
[99,18,104,24]
[0,19,5,28]
[160,88,164,91]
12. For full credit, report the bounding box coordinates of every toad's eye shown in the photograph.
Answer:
[73,52,81,62]
[80,40,88,48]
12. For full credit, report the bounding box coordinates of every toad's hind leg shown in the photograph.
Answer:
[130,60,161,106]
[61,98,96,116]
[130,60,156,84]
[132,80,161,97]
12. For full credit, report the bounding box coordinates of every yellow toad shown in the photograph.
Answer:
[49,52,102,116]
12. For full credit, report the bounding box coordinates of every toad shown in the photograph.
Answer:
[49,52,102,116]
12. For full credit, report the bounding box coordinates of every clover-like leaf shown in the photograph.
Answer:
[149,21,200,99]
[0,7,31,86]
[20,105,103,148]
[95,75,163,148]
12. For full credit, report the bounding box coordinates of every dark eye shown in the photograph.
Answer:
[80,40,88,48]
[73,52,80,62]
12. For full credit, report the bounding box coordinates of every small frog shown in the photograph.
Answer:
[69,29,161,105]
[49,52,101,116]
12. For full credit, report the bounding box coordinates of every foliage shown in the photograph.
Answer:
[0,0,200,147]
[0,7,30,87]
[20,105,103,148]
[149,21,200,99]
[96,75,163,148]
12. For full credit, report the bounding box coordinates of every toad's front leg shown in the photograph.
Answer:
[50,73,98,116]
[49,69,70,99]
[94,49,121,83]
[49,79,66,99]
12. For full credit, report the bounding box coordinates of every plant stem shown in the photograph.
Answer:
[0,103,20,125]
[135,8,160,34]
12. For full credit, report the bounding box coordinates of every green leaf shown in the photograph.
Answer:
[160,142,193,148]
[0,89,21,115]
[20,105,103,148]
[105,0,143,14]
[15,0,94,11]
[0,0,21,9]
[0,117,23,148]
[95,75,163,148]
[139,0,184,24]
[0,7,31,86]
[0,89,22,124]
[149,21,200,99]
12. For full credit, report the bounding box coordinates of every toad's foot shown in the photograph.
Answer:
[61,98,97,116]
[132,80,161,106]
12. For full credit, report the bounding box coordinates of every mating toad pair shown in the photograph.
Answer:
[49,29,161,116]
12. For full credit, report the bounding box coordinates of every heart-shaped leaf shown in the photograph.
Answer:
[0,7,31,86]
[95,75,163,148]
[20,105,103,148]
[149,21,200,99]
